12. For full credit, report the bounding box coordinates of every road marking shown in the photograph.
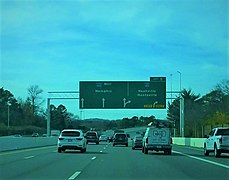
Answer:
[24,156,35,159]
[68,171,81,180]
[174,145,203,152]
[100,150,103,153]
[173,150,229,169]
[104,147,106,149]
[0,146,56,156]
[91,156,96,160]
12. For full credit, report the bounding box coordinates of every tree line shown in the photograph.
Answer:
[167,80,229,137]
[0,80,228,137]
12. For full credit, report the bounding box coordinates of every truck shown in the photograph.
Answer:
[142,127,172,155]
[204,127,229,157]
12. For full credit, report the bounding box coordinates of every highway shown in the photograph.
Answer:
[0,141,228,180]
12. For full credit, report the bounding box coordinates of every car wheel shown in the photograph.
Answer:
[132,147,135,150]
[144,147,148,154]
[168,149,172,155]
[142,147,144,153]
[214,145,220,158]
[81,148,86,153]
[204,145,209,156]
[58,148,62,153]
[113,143,115,147]
[126,143,128,147]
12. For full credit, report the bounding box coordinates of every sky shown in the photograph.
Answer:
[1,0,228,120]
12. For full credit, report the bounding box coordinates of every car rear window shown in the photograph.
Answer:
[86,132,97,136]
[61,131,80,137]
[215,129,229,136]
[115,134,126,138]
[135,136,143,140]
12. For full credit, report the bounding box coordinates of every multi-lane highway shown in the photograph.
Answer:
[0,141,228,180]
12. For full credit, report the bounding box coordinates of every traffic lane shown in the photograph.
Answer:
[0,142,109,180]
[77,145,191,180]
[0,146,57,166]
[77,144,228,180]
[172,144,229,165]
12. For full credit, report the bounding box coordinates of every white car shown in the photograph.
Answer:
[99,135,108,142]
[57,129,87,153]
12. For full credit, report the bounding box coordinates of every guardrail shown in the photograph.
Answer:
[0,136,58,152]
[0,134,205,152]
[172,137,205,148]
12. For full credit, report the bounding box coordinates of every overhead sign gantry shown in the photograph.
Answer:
[79,77,166,109]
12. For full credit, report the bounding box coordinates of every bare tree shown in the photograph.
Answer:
[27,85,44,117]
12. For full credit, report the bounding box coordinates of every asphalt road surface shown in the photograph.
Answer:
[0,141,228,180]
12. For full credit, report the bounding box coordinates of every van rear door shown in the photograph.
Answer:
[148,128,170,145]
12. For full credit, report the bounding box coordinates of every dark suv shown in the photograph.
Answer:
[85,131,99,144]
[113,133,128,147]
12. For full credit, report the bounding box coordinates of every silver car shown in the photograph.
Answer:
[132,136,143,150]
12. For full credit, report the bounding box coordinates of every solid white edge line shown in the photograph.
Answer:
[173,150,229,169]
[68,171,81,180]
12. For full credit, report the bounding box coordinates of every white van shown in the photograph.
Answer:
[142,127,172,155]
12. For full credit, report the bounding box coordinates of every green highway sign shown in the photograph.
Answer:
[79,78,166,109]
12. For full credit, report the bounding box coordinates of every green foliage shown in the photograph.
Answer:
[167,80,229,137]
[205,112,229,126]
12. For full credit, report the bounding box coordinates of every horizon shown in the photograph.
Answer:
[1,0,228,120]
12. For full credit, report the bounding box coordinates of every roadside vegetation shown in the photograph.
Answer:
[0,80,228,137]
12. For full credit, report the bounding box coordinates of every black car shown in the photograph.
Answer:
[113,133,128,147]
[85,131,99,144]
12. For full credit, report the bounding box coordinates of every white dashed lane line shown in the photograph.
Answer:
[68,171,81,180]
[91,156,96,160]
[24,156,35,160]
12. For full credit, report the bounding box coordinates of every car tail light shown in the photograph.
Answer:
[218,137,222,144]
[146,137,148,144]
[59,138,64,140]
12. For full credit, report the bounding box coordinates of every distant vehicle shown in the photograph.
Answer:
[32,133,39,137]
[99,135,108,142]
[109,129,125,142]
[204,127,229,157]
[57,129,87,153]
[42,134,47,137]
[13,134,22,137]
[132,136,143,150]
[142,127,172,155]
[85,131,99,144]
[113,133,128,147]
[51,130,60,136]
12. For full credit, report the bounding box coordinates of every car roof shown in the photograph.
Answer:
[114,133,126,136]
[61,129,82,132]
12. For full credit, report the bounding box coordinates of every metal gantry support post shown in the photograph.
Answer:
[46,91,79,137]
[180,96,185,137]
[47,98,51,137]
